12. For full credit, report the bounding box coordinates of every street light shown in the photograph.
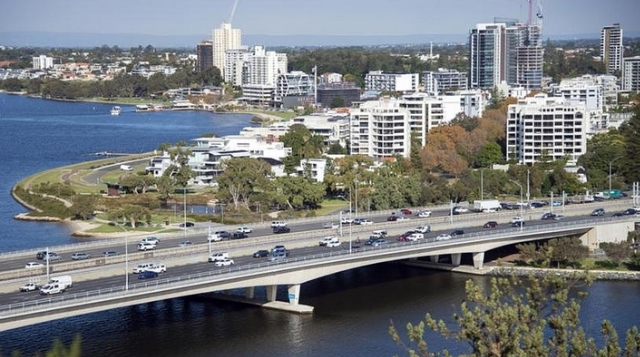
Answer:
[480,168,486,201]
[608,158,622,192]
[510,179,524,232]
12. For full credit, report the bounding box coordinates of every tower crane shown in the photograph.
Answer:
[227,0,239,24]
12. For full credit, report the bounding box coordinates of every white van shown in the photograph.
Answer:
[40,283,64,295]
[120,164,132,171]
[49,275,72,288]
[133,262,155,274]
[145,263,167,273]
[208,252,229,262]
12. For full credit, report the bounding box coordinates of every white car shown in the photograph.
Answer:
[415,225,431,233]
[19,282,41,292]
[137,242,156,251]
[396,216,410,221]
[511,216,525,224]
[355,218,373,225]
[326,239,342,248]
[482,208,497,213]
[214,258,235,267]
[341,217,354,224]
[416,210,432,218]
[207,233,222,242]
[453,206,468,213]
[407,233,424,241]
[25,262,44,269]
[319,236,339,246]
[436,234,452,241]
[236,227,253,233]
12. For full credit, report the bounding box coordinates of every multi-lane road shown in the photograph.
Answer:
[0,199,637,305]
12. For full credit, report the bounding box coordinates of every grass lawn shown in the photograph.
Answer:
[313,199,350,216]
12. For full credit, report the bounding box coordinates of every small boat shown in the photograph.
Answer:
[110,106,122,116]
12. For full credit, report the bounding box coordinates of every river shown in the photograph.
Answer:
[0,93,639,356]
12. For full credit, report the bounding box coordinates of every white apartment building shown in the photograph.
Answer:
[212,23,242,78]
[296,158,328,183]
[349,99,412,159]
[506,93,587,166]
[319,72,343,84]
[364,71,419,93]
[423,68,468,95]
[188,135,292,184]
[275,71,313,102]
[145,152,174,178]
[622,56,640,92]
[224,47,251,86]
[291,114,350,147]
[32,55,54,70]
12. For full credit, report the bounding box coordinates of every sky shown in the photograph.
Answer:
[1,0,639,44]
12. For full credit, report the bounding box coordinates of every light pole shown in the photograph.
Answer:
[207,225,212,255]
[125,235,129,291]
[510,180,524,232]
[608,157,624,192]
[526,169,530,206]
[480,168,485,201]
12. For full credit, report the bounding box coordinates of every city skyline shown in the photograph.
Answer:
[1,0,639,47]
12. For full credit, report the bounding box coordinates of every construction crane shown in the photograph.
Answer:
[228,0,239,24]
[526,0,544,26]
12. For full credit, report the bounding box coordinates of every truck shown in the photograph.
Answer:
[604,189,623,199]
[473,200,502,212]
[48,275,72,289]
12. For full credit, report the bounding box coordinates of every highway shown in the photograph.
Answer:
[0,199,637,308]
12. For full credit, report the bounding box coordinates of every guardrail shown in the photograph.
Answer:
[1,215,637,320]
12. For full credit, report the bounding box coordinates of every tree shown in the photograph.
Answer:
[390,273,640,357]
[620,104,640,183]
[475,142,503,167]
[70,194,98,220]
[600,242,632,266]
[330,97,345,108]
[216,157,272,210]
[198,65,222,86]
[547,237,589,268]
[279,124,325,173]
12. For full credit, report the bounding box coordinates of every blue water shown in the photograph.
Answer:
[0,93,255,251]
[0,93,639,357]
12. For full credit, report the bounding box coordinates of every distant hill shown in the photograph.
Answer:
[1,31,638,49]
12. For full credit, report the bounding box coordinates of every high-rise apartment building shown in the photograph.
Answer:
[196,40,213,73]
[601,23,624,75]
[364,71,419,93]
[506,93,587,165]
[32,55,54,70]
[469,21,543,90]
[212,23,242,77]
[622,56,640,92]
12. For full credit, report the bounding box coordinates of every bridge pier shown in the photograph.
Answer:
[472,252,485,269]
[245,287,255,299]
[287,284,301,306]
[451,253,461,266]
[429,255,439,263]
[266,285,277,302]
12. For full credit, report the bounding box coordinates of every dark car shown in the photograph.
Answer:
[232,232,248,239]
[36,251,48,260]
[591,208,606,216]
[530,202,545,208]
[622,208,637,215]
[179,222,195,228]
[253,250,270,258]
[541,212,557,220]
[400,208,412,215]
[483,221,498,229]
[396,231,416,242]
[512,221,525,227]
[138,270,158,280]
[273,226,291,234]
[450,229,465,236]
[272,245,290,256]
[103,251,119,257]
[387,215,398,221]
[612,212,625,217]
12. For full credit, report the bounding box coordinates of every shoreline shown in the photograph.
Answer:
[0,90,289,123]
